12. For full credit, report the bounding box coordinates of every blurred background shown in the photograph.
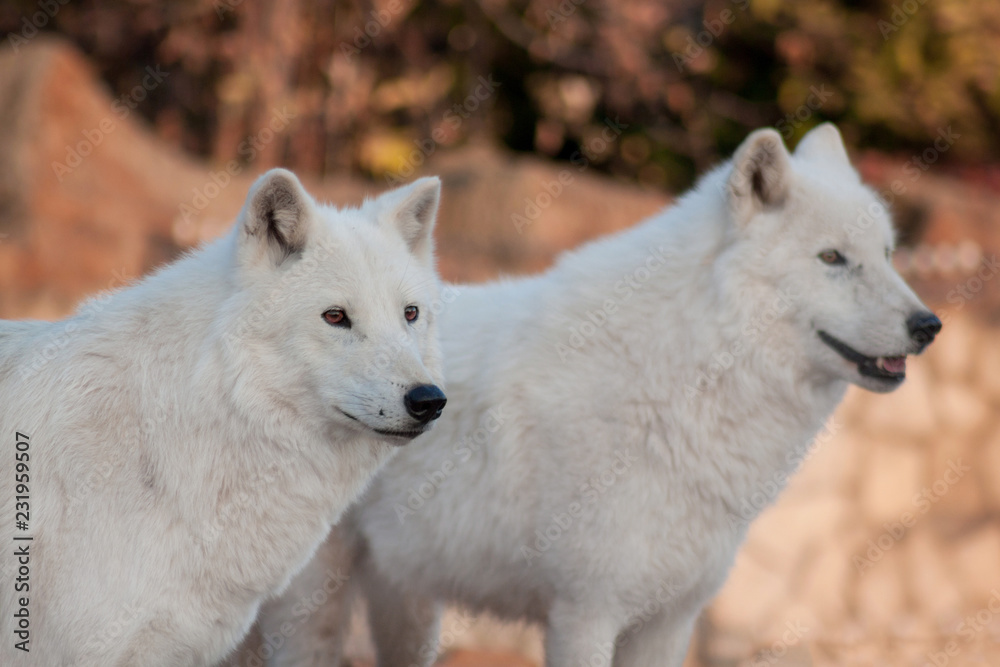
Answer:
[2,0,1000,665]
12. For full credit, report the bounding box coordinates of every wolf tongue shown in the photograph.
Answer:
[877,356,906,374]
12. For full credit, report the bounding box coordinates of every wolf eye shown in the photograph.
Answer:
[323,308,350,328]
[404,306,419,323]
[818,250,846,265]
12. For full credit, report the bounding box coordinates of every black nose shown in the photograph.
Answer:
[907,311,942,347]
[403,384,447,424]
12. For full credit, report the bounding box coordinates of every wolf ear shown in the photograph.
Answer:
[794,123,851,166]
[377,176,441,264]
[728,129,792,226]
[238,169,313,266]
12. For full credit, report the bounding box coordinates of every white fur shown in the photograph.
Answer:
[0,170,445,665]
[262,125,939,666]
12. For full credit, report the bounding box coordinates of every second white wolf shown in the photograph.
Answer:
[256,124,941,667]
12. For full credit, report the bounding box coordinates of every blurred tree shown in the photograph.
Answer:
[1,0,998,191]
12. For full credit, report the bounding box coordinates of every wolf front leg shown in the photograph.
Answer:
[258,529,357,667]
[611,611,697,667]
[545,599,621,667]
[112,625,204,667]
[362,556,443,667]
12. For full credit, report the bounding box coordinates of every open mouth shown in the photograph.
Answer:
[817,331,907,382]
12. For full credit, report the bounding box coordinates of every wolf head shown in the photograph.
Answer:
[722,124,940,393]
[225,169,446,442]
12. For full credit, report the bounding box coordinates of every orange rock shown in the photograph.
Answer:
[0,39,669,320]
[436,649,538,667]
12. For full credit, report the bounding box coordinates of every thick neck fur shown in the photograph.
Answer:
[538,168,847,520]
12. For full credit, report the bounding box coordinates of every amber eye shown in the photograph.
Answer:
[323,308,350,327]
[404,306,419,322]
[818,250,846,265]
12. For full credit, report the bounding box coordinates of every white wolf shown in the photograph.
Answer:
[0,170,448,665]
[256,124,942,667]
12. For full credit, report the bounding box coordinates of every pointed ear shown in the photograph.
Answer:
[794,123,851,166]
[377,176,441,264]
[728,129,792,226]
[238,169,314,266]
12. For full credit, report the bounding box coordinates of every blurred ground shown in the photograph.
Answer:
[3,41,1000,666]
